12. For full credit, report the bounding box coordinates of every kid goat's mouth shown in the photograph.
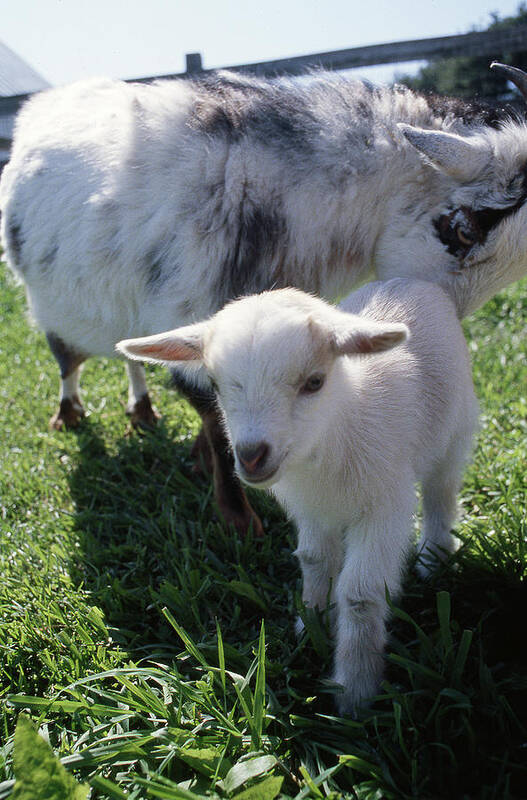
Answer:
[240,465,280,486]
[237,450,289,487]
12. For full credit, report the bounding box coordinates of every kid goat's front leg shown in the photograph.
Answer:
[294,522,344,632]
[333,492,414,714]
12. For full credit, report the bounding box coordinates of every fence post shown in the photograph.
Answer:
[185,53,203,74]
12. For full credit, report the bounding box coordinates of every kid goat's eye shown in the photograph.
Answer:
[300,373,325,394]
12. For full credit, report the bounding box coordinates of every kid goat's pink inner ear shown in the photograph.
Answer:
[353,334,381,353]
[336,325,407,355]
[129,338,202,361]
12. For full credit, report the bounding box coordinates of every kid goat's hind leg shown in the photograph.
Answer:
[46,332,87,430]
[417,432,473,578]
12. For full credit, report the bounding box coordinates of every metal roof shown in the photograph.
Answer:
[0,39,50,97]
[0,41,50,162]
[0,114,14,139]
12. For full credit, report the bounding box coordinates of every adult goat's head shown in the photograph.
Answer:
[393,63,527,314]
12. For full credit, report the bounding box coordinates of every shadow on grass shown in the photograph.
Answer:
[57,415,527,798]
[64,411,527,686]
[64,413,297,665]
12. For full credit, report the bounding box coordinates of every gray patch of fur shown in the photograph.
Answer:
[216,203,288,304]
[6,222,23,268]
[39,244,58,271]
[46,332,86,378]
[189,73,317,161]
[145,251,164,291]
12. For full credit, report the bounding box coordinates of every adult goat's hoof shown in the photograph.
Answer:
[127,394,161,429]
[49,396,85,430]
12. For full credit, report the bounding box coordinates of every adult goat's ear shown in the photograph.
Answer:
[116,322,207,364]
[398,123,491,180]
[333,319,409,356]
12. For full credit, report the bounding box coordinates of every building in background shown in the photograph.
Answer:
[0,41,50,170]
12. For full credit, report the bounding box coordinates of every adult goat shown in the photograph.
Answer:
[1,62,526,533]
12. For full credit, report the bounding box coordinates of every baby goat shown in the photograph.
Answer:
[117,278,479,712]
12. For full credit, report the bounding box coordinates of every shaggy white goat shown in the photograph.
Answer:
[1,64,524,534]
[117,278,479,712]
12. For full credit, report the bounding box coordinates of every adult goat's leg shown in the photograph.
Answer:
[125,360,160,428]
[46,332,87,430]
[171,370,264,537]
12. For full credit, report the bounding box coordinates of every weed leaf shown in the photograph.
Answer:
[12,715,89,800]
[222,754,277,794]
[233,774,283,799]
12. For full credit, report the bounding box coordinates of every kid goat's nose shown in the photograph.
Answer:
[236,441,270,474]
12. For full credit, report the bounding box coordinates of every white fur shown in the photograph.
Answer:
[1,73,526,414]
[117,278,479,713]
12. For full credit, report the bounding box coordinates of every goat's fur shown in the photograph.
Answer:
[117,278,479,712]
[1,70,527,424]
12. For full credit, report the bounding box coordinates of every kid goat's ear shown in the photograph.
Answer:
[116,322,207,364]
[333,319,409,356]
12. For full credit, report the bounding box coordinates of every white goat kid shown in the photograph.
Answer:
[117,278,479,713]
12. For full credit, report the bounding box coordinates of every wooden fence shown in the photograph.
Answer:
[153,23,527,79]
[2,24,527,116]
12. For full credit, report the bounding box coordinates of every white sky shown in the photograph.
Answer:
[1,0,523,87]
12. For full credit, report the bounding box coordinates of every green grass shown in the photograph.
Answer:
[0,258,525,799]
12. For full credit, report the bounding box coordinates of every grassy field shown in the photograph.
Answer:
[0,256,525,800]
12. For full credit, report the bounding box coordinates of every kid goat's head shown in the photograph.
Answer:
[117,289,408,487]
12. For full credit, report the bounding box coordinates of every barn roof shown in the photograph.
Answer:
[0,41,50,163]
[0,40,50,97]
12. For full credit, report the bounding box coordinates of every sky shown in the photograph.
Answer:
[1,0,524,88]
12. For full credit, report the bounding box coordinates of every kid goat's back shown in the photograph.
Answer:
[118,278,479,713]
